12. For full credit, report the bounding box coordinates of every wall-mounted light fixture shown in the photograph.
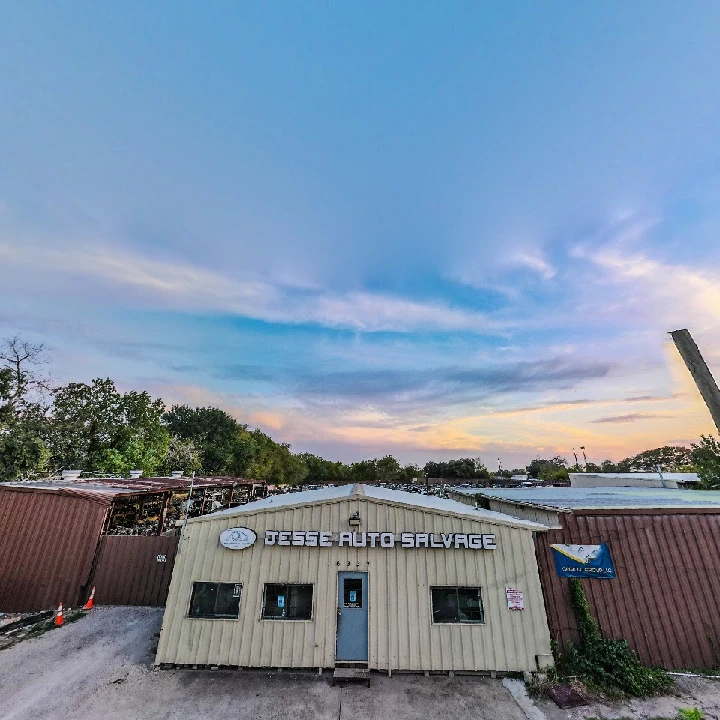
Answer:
[348,511,361,527]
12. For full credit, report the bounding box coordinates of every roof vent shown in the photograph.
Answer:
[61,470,82,481]
[129,470,142,479]
[171,470,183,479]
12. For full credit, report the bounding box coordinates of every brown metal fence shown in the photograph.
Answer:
[91,535,180,607]
[0,488,109,613]
[536,511,720,670]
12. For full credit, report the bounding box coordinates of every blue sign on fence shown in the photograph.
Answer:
[551,543,616,579]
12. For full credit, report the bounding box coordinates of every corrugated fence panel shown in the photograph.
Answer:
[536,512,720,670]
[0,489,107,612]
[156,496,552,671]
[92,536,180,606]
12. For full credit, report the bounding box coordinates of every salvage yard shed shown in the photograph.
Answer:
[0,475,265,612]
[156,484,554,674]
[450,486,720,670]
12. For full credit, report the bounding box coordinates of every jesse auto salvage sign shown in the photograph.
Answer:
[220,528,496,550]
[265,531,496,549]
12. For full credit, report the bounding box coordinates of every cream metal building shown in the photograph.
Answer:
[156,484,553,673]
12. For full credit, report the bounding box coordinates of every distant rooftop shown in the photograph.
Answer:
[453,486,720,511]
[0,475,263,498]
[570,472,699,481]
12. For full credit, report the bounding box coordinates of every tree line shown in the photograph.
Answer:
[1,335,719,488]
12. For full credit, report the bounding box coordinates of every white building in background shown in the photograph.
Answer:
[570,472,699,489]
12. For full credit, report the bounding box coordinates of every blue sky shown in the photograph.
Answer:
[2,2,720,467]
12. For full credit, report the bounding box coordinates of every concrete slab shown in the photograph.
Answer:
[0,606,526,720]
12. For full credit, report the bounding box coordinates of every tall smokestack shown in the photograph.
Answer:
[670,329,720,434]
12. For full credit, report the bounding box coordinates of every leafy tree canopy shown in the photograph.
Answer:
[618,445,694,472]
[691,435,720,489]
[164,405,254,476]
[423,458,490,480]
[527,456,569,481]
[48,378,170,475]
[0,339,51,480]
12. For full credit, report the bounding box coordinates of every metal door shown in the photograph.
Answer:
[336,572,368,661]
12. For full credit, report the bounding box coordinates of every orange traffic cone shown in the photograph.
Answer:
[55,602,64,627]
[83,587,96,610]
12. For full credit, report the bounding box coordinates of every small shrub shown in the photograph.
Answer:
[562,636,671,697]
[557,579,672,697]
[678,709,703,720]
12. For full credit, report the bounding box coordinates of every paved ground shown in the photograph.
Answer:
[3,606,720,720]
[535,676,720,720]
[0,606,525,720]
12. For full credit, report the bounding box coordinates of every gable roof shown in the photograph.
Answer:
[194,483,548,531]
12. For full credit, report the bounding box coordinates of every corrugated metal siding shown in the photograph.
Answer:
[536,512,720,669]
[447,490,476,507]
[92,536,180,606]
[0,489,107,612]
[447,492,564,529]
[487,500,564,529]
[156,497,552,671]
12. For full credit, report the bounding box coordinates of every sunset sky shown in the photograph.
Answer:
[2,2,720,468]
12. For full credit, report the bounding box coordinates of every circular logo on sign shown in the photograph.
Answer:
[219,527,257,550]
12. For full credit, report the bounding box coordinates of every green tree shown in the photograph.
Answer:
[375,455,402,483]
[48,378,169,475]
[349,459,379,484]
[0,338,51,480]
[164,405,256,476]
[401,463,423,482]
[297,453,348,484]
[619,446,694,472]
[245,429,308,485]
[691,435,720,489]
[158,435,203,476]
[423,458,490,480]
[527,456,569,481]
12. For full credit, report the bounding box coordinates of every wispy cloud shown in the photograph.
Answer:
[0,237,503,334]
[572,223,720,335]
[254,358,618,413]
[591,413,673,424]
[508,249,556,279]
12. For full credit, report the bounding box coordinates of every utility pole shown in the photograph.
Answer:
[670,329,720,434]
